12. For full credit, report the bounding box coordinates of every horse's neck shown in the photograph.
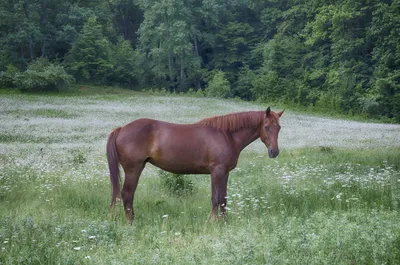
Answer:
[231,126,261,152]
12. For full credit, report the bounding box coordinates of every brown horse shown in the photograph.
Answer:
[107,107,283,223]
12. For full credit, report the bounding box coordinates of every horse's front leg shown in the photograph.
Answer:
[210,166,229,221]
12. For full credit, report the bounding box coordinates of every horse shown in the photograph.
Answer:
[107,107,284,223]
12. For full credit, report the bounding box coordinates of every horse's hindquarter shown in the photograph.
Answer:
[116,119,157,167]
[149,122,237,174]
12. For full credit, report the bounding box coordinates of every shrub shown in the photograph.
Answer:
[233,65,255,100]
[187,88,205,97]
[73,150,87,165]
[315,90,342,112]
[251,69,280,101]
[159,170,194,196]
[358,96,380,118]
[206,70,231,98]
[14,59,74,92]
[0,64,19,88]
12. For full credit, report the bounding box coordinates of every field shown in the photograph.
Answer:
[1,88,400,264]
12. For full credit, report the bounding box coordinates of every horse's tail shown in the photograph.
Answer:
[107,127,122,207]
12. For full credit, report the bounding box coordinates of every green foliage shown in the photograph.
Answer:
[0,48,11,72]
[66,17,113,83]
[233,65,255,100]
[73,150,87,165]
[13,59,74,92]
[247,0,399,121]
[0,92,400,263]
[0,0,399,121]
[0,65,19,88]
[137,0,203,92]
[206,70,230,98]
[159,170,194,196]
[187,87,205,97]
[315,90,343,112]
[109,38,143,88]
[252,36,306,103]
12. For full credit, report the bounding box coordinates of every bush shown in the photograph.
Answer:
[358,96,380,118]
[233,65,255,100]
[159,170,194,196]
[206,70,231,98]
[14,59,74,92]
[187,88,205,97]
[315,90,343,112]
[251,69,280,101]
[0,64,19,88]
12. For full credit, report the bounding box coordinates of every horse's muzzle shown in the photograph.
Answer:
[268,148,279,158]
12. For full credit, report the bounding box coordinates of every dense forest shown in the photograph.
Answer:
[0,0,399,121]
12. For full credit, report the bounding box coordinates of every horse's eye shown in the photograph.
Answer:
[264,126,270,132]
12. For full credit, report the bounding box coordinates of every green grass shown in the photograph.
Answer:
[1,90,400,264]
[1,148,399,264]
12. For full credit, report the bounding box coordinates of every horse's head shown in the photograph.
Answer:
[260,107,284,158]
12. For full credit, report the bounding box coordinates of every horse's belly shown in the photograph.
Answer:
[148,145,210,174]
[147,125,232,174]
[148,156,209,174]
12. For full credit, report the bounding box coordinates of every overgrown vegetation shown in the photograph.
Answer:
[0,0,399,121]
[159,170,195,196]
[0,92,399,264]
[1,58,74,92]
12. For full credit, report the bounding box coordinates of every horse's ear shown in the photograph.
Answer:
[277,110,284,117]
[266,107,271,117]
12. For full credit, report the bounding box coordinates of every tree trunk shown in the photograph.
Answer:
[168,51,173,82]
[193,32,199,56]
[41,3,47,58]
[23,0,34,61]
[107,0,130,41]
[20,47,25,69]
[117,6,129,40]
[180,58,184,92]
[193,32,202,91]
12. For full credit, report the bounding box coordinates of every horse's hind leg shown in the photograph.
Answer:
[122,164,144,224]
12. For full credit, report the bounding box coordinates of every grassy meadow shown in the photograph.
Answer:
[1,87,400,264]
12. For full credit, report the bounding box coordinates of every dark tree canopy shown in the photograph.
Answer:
[0,0,399,121]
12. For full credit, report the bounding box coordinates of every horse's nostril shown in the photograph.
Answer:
[268,149,279,158]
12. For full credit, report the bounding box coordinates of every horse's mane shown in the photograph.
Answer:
[196,111,265,132]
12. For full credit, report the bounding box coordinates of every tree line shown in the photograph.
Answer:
[0,0,399,121]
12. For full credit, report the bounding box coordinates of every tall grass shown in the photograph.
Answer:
[1,90,400,264]
[1,147,399,264]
